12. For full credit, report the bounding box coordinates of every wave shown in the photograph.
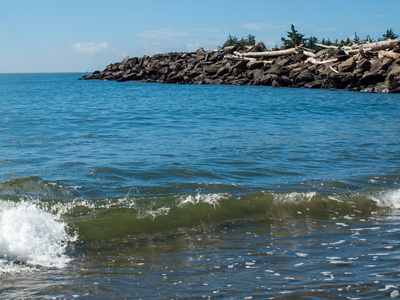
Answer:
[4,188,399,241]
[1,176,400,272]
[0,201,77,273]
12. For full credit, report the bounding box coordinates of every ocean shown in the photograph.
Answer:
[1,73,400,299]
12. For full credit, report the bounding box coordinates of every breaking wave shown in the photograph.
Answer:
[0,201,77,273]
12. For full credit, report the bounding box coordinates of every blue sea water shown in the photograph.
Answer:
[1,73,400,299]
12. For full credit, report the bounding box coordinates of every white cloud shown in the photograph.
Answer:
[242,23,286,31]
[186,42,202,52]
[70,42,110,55]
[138,28,190,40]
[138,42,171,55]
[315,27,337,33]
[243,23,263,30]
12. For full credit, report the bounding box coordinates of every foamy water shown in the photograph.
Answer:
[0,201,77,272]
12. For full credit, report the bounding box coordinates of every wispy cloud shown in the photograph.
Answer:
[242,23,286,31]
[70,42,110,55]
[138,42,171,55]
[138,28,190,40]
[314,27,337,33]
[377,14,391,18]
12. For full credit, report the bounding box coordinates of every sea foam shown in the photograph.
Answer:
[369,189,400,209]
[0,201,77,272]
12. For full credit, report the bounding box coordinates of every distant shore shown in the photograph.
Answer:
[82,41,400,93]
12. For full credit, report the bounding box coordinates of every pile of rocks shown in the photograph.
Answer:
[82,42,400,93]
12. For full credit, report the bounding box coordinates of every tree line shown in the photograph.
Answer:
[224,25,399,50]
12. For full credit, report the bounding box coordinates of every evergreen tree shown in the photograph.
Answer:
[246,34,256,46]
[365,35,374,43]
[223,34,256,47]
[306,36,319,50]
[383,28,399,40]
[223,34,238,47]
[353,32,360,44]
[281,24,305,47]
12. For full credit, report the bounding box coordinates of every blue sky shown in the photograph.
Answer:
[0,0,399,73]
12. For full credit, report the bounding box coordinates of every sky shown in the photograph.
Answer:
[0,0,399,73]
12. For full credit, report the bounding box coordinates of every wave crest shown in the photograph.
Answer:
[0,201,77,273]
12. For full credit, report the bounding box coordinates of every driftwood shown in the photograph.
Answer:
[329,66,339,73]
[225,54,257,62]
[315,43,338,50]
[306,57,338,65]
[226,54,274,64]
[302,49,316,57]
[378,50,400,60]
[226,39,399,70]
[234,47,300,58]
[345,40,400,54]
[236,40,400,60]
[349,39,400,51]
[317,40,400,54]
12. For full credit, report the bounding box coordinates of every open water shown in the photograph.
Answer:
[1,73,400,299]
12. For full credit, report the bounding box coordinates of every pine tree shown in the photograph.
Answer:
[223,34,256,47]
[281,24,305,47]
[353,32,360,44]
[383,28,399,40]
[246,34,256,46]
[306,36,319,50]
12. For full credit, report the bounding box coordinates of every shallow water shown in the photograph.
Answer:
[1,73,400,299]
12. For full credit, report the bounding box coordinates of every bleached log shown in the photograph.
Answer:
[234,47,300,58]
[318,40,400,56]
[302,49,316,57]
[225,54,273,64]
[306,57,339,65]
[349,39,400,51]
[329,66,339,73]
[315,43,338,50]
[225,54,257,62]
[378,50,400,60]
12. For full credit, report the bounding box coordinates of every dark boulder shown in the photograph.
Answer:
[304,80,324,89]
[370,57,393,74]
[295,70,315,84]
[359,72,385,87]
[388,65,400,92]
[247,61,264,70]
[326,72,357,89]
[355,58,371,73]
[230,60,248,73]
[203,65,220,76]
[338,58,356,73]
[253,73,280,86]
[216,65,230,77]
[329,49,350,61]
[265,65,289,76]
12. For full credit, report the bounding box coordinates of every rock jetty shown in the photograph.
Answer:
[82,40,400,93]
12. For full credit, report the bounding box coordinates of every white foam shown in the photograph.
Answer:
[0,201,77,272]
[273,191,317,204]
[370,189,400,209]
[179,193,229,207]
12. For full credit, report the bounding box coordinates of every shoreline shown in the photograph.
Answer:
[82,41,400,93]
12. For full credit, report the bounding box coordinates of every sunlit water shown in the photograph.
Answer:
[1,73,400,299]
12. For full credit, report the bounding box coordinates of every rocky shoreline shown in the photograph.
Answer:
[82,41,400,93]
